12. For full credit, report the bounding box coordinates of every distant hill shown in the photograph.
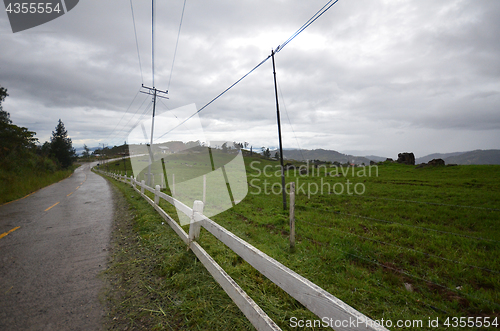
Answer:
[443,149,500,165]
[280,148,500,166]
[415,149,500,165]
[282,149,372,165]
[364,155,388,162]
[75,146,99,156]
[416,152,466,164]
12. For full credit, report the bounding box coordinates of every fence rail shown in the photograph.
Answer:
[97,169,388,331]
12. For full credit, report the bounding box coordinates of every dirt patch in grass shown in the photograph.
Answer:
[100,183,184,330]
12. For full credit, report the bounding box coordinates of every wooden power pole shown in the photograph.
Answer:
[272,49,287,210]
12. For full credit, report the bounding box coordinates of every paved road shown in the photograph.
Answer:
[0,163,114,330]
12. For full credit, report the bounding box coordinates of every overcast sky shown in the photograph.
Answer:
[1,0,499,158]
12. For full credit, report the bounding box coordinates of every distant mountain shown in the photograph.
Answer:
[415,150,500,165]
[281,149,372,165]
[416,152,467,164]
[280,149,500,166]
[364,155,388,162]
[75,146,99,156]
[444,149,500,165]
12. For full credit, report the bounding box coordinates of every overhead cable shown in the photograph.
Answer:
[129,0,143,84]
[157,55,272,140]
[152,0,156,87]
[275,0,340,53]
[157,0,341,140]
[109,93,150,144]
[167,0,187,92]
[277,74,306,161]
[105,89,141,142]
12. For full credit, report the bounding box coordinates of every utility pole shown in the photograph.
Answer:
[271,49,287,210]
[140,84,168,186]
[138,0,169,187]
[104,143,108,172]
[100,143,108,171]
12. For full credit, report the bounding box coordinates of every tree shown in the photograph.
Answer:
[0,86,10,124]
[82,144,90,159]
[0,86,37,161]
[37,141,51,157]
[274,151,280,159]
[261,147,271,158]
[50,119,76,168]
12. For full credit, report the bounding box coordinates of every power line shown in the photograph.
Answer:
[157,54,272,140]
[105,89,141,143]
[108,92,149,141]
[157,98,197,139]
[109,94,151,143]
[129,0,143,84]
[276,73,305,162]
[275,0,341,53]
[167,0,187,92]
[152,0,156,87]
[106,0,148,146]
[156,0,342,141]
[125,100,154,140]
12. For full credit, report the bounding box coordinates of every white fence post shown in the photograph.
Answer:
[203,174,206,204]
[289,182,296,249]
[141,180,145,194]
[188,200,204,245]
[154,185,160,205]
[172,174,176,195]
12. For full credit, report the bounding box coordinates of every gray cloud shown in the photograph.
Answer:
[0,0,499,156]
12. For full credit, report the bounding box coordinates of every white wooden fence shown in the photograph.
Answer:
[97,169,388,331]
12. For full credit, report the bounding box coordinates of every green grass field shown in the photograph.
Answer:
[103,153,500,330]
[0,164,79,205]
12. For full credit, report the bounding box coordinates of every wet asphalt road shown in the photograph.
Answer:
[0,163,113,330]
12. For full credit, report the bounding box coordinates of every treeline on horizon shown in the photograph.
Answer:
[92,141,251,159]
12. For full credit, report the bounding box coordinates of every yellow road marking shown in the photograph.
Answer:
[0,226,20,240]
[81,173,87,185]
[66,185,81,197]
[44,202,60,212]
[1,191,35,206]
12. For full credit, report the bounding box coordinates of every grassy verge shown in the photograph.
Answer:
[0,164,80,204]
[101,172,257,330]
[102,156,500,330]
